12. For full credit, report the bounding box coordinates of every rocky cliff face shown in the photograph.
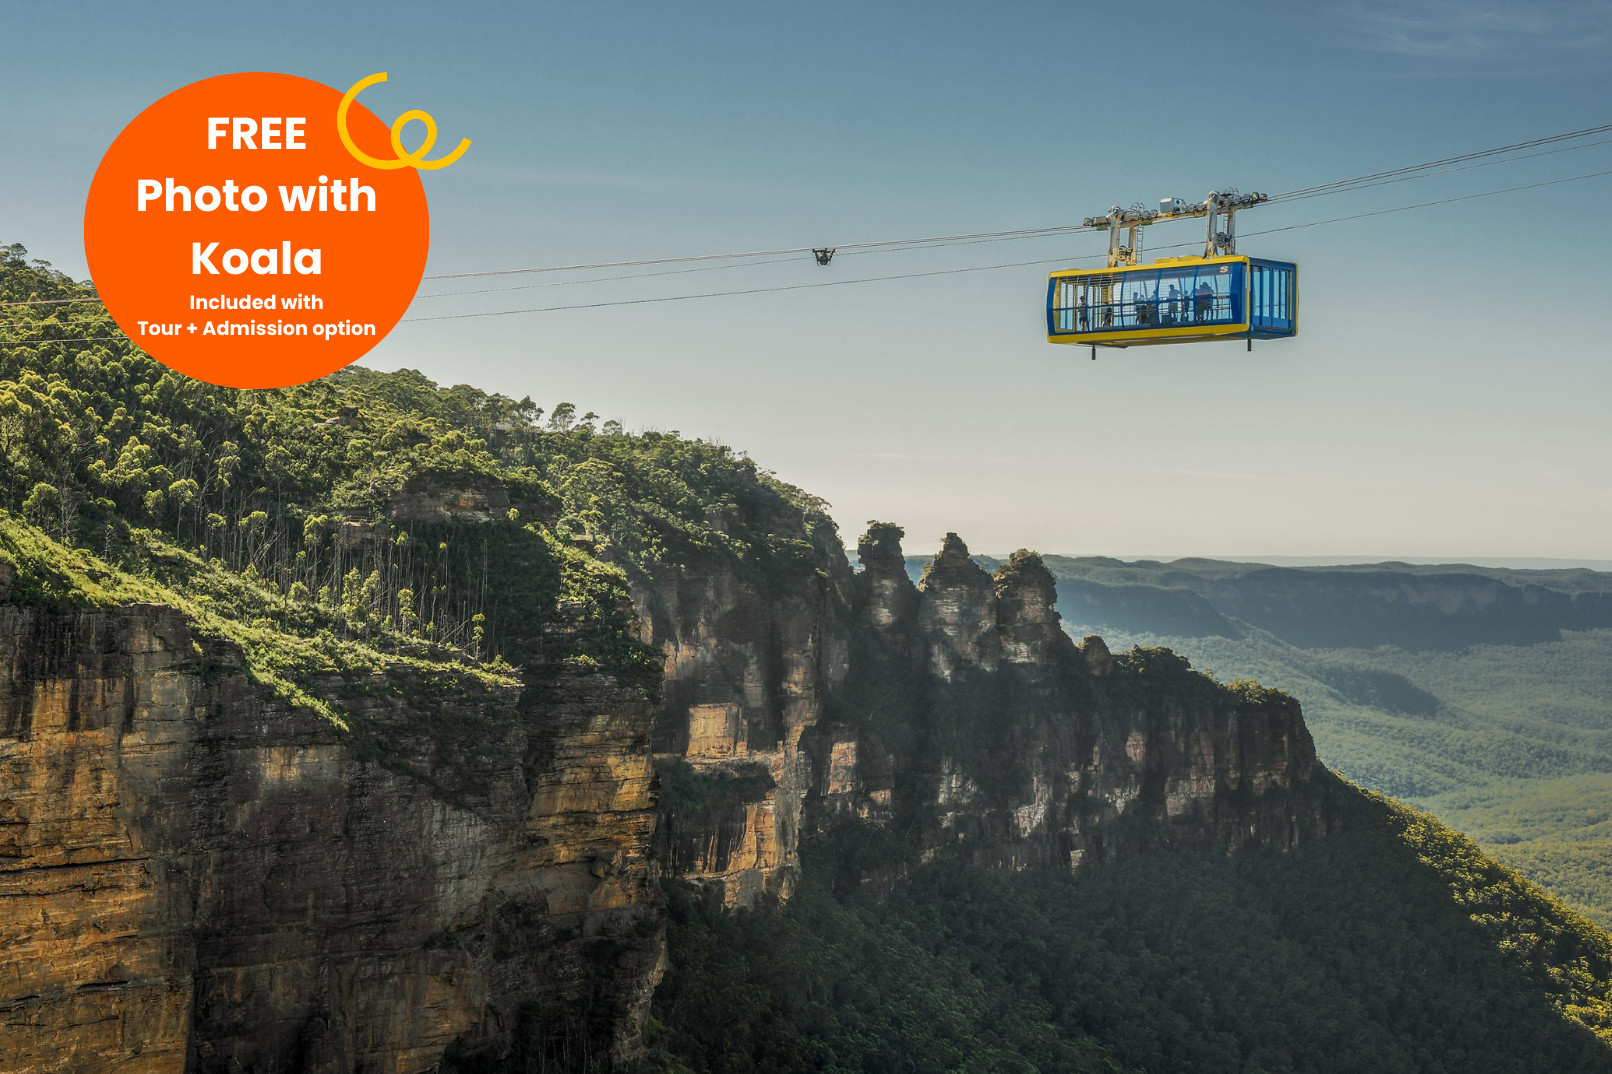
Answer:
[837,531,1327,872]
[0,516,1331,1072]
[633,511,853,908]
[647,522,1328,903]
[0,604,660,1073]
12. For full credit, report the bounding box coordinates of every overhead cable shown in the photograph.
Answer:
[0,335,120,348]
[418,222,1098,282]
[1267,136,1612,205]
[409,121,1612,283]
[3,122,1610,318]
[401,255,1097,322]
[0,296,104,307]
[7,164,1612,342]
[419,254,804,299]
[399,166,1612,323]
[1268,122,1612,201]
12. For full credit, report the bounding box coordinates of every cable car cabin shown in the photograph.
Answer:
[1046,255,1297,348]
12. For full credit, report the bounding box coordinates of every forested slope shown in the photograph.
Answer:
[655,791,1612,1073]
[1032,552,1612,930]
[0,242,827,710]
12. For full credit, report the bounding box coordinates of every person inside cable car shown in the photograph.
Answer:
[1163,283,1182,326]
[1135,285,1155,326]
[1192,280,1214,322]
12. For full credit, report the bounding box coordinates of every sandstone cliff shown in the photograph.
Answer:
[0,604,660,1073]
[835,530,1326,872]
[633,506,852,908]
[1,515,1330,1072]
[647,522,1328,903]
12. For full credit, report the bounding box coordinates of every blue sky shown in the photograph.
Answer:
[5,1,1612,560]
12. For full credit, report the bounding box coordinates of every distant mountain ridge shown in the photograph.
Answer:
[934,555,1612,650]
[1221,555,1612,571]
[1011,551,1612,932]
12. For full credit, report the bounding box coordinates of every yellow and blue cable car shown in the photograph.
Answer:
[1046,191,1297,350]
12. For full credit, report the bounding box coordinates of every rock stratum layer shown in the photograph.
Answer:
[0,605,660,1073]
[1,522,1329,1071]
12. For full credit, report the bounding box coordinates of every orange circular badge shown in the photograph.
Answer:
[84,72,430,388]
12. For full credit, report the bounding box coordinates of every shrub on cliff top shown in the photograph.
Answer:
[994,548,1056,596]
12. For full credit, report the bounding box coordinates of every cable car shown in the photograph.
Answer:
[1046,191,1297,351]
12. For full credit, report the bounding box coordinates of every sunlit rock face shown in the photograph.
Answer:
[0,605,661,1074]
[385,473,560,526]
[632,505,853,909]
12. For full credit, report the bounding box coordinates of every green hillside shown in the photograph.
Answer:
[0,241,822,749]
[1039,555,1612,929]
[653,790,1612,1073]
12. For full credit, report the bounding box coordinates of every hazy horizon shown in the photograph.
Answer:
[864,544,1612,573]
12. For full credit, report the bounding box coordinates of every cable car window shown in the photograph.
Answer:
[1249,259,1295,331]
[1049,263,1245,334]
